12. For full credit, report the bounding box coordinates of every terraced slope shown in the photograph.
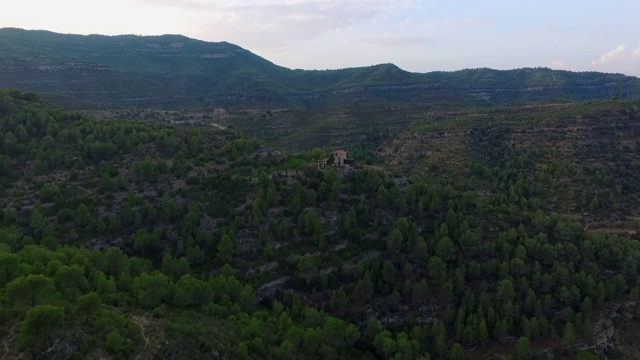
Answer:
[2,28,640,109]
[382,100,640,231]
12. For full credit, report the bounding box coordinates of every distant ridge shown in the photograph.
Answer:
[1,28,639,108]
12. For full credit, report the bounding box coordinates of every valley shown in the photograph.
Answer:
[2,28,640,360]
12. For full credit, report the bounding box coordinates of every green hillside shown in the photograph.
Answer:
[2,90,640,359]
[1,28,640,109]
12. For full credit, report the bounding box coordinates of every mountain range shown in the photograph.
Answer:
[2,27,640,109]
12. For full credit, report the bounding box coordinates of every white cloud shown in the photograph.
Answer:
[360,36,432,47]
[7,0,640,75]
[158,0,423,49]
[549,59,568,70]
[592,44,627,65]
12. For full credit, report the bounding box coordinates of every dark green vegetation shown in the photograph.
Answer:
[3,27,640,360]
[2,28,640,109]
[384,101,640,229]
[3,89,640,360]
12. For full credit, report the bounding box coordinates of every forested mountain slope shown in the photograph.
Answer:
[2,90,640,359]
[1,28,640,109]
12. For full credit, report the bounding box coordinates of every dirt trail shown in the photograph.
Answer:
[104,306,162,360]
[132,315,150,360]
[1,324,24,360]
[133,315,151,347]
[131,314,168,360]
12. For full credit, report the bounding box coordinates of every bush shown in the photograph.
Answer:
[18,305,65,347]
[105,330,132,357]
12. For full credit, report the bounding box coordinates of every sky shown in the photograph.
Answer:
[2,0,640,76]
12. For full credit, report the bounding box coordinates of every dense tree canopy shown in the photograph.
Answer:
[1,89,639,358]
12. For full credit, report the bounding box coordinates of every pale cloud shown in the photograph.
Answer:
[359,36,433,47]
[1,0,192,36]
[4,0,640,75]
[592,44,627,65]
[121,0,446,69]
[134,1,459,47]
[162,0,423,49]
[588,44,640,75]
[549,59,568,70]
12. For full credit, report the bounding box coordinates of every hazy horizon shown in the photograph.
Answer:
[2,0,640,77]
